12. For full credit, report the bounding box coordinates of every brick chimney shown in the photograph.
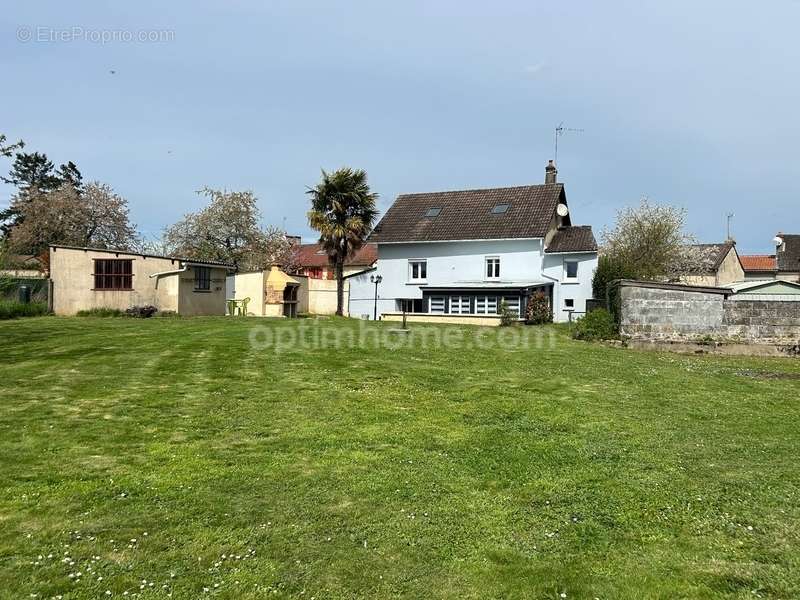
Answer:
[545,160,557,184]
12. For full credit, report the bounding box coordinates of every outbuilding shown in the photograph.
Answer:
[49,245,234,316]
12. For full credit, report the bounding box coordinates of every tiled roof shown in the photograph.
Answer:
[545,226,597,253]
[740,254,777,272]
[369,184,566,243]
[687,242,736,272]
[292,243,377,268]
[777,234,800,272]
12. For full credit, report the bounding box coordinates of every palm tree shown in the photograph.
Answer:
[307,168,378,316]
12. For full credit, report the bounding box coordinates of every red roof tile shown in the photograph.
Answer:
[740,254,777,272]
[292,243,377,268]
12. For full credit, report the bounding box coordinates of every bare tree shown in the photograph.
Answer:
[163,187,291,270]
[6,182,138,256]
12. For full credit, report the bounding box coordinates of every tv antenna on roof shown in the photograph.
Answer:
[726,212,735,241]
[554,122,584,166]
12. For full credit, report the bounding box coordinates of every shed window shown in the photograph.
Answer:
[194,266,211,291]
[93,259,133,290]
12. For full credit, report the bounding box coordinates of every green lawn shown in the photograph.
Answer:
[1,317,799,599]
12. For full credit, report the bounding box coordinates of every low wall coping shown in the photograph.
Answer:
[614,279,732,295]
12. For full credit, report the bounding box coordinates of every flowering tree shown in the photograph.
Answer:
[163,187,292,271]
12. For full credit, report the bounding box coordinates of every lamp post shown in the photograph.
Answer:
[369,274,382,321]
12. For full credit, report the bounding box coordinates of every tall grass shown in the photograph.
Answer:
[75,307,125,317]
[0,301,49,320]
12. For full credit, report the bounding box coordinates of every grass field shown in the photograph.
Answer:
[1,316,800,599]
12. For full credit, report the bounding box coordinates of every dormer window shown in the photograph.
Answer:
[491,204,510,214]
[425,207,442,217]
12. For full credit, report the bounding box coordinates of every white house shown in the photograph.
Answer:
[349,161,598,324]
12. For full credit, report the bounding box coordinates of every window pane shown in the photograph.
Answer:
[420,262,426,279]
[566,261,578,278]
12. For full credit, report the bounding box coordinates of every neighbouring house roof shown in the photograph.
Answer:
[49,245,236,269]
[740,254,777,272]
[777,234,800,272]
[292,243,377,268]
[545,226,598,253]
[685,241,737,273]
[729,279,800,294]
[369,184,568,243]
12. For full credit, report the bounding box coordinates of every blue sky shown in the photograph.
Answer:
[2,0,799,253]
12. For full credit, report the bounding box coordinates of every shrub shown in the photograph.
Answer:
[76,307,124,317]
[525,291,552,325]
[0,301,49,320]
[126,305,158,318]
[572,308,618,341]
[592,254,636,302]
[499,300,517,327]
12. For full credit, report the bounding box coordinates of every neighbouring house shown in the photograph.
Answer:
[49,245,234,316]
[681,241,744,287]
[292,242,377,280]
[740,254,778,280]
[728,279,800,300]
[348,161,598,324]
[775,233,800,282]
[0,254,44,278]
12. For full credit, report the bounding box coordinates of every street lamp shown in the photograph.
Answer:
[369,274,383,321]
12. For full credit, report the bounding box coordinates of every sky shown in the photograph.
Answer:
[2,0,799,254]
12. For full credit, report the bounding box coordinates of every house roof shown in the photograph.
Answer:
[740,254,777,272]
[686,242,737,273]
[729,279,800,293]
[292,243,377,268]
[369,184,568,243]
[545,226,597,253]
[49,245,236,268]
[777,234,800,272]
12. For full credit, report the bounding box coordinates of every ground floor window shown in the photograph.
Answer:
[93,259,133,290]
[475,296,498,314]
[449,296,470,314]
[429,296,446,313]
[194,266,211,291]
[397,299,425,313]
[502,296,521,317]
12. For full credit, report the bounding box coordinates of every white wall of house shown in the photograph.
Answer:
[348,240,597,322]
[542,252,598,322]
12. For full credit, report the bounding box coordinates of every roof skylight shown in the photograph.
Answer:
[491,204,510,214]
[425,207,442,217]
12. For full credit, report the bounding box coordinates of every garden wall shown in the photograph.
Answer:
[615,280,800,344]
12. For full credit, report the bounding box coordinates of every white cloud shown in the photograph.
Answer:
[524,62,546,75]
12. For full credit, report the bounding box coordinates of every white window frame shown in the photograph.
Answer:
[429,296,445,313]
[485,256,500,280]
[449,295,470,314]
[502,296,521,318]
[408,259,427,283]
[564,260,579,281]
[475,295,498,315]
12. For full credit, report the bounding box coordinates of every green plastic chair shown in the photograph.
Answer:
[239,297,250,316]
[226,299,237,316]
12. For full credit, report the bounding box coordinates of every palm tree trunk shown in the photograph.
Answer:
[335,258,345,316]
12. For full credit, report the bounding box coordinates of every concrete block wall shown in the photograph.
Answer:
[618,285,724,340]
[723,301,800,344]
[617,282,800,344]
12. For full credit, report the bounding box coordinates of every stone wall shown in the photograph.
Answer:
[723,301,800,344]
[616,280,800,344]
